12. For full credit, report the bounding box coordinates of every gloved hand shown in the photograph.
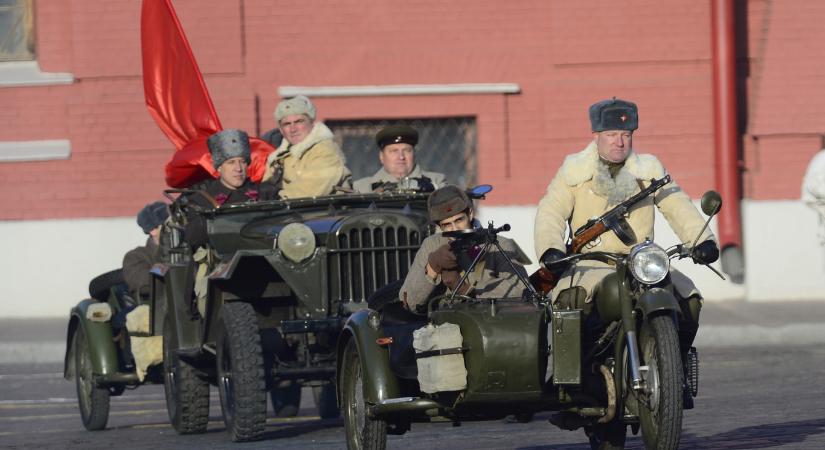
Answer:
[691,240,719,264]
[540,248,567,274]
[427,244,458,273]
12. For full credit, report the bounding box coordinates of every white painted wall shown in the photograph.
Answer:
[2,200,823,318]
[0,218,145,318]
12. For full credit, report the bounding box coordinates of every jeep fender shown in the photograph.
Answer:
[337,309,400,408]
[636,287,681,318]
[64,299,119,379]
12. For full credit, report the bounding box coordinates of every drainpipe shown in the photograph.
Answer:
[711,0,745,283]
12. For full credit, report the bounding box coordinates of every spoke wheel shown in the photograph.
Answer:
[216,302,266,442]
[74,327,110,431]
[342,340,386,450]
[163,315,209,434]
[637,314,683,450]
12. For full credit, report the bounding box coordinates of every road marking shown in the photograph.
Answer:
[0,394,165,405]
[0,409,169,422]
[0,400,166,410]
[0,372,63,381]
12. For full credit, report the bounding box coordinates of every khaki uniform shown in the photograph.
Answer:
[263,122,351,199]
[353,166,446,193]
[534,142,715,302]
[400,233,530,311]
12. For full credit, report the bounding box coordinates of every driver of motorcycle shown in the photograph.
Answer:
[534,97,719,358]
[400,185,530,312]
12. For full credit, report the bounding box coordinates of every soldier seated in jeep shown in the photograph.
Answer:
[400,185,530,312]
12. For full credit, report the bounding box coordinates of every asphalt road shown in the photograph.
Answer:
[1,301,824,449]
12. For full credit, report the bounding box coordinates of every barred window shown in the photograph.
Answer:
[0,0,34,62]
[327,117,477,188]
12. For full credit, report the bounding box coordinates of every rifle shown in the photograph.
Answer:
[529,174,671,294]
[569,174,671,253]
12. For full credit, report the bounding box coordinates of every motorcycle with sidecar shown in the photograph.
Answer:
[337,186,723,450]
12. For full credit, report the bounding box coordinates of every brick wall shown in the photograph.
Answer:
[1,0,822,220]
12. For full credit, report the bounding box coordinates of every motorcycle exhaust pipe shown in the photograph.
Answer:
[597,365,616,424]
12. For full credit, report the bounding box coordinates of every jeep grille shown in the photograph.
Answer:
[328,225,421,304]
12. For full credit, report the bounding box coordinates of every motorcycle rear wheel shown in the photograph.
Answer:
[637,314,683,450]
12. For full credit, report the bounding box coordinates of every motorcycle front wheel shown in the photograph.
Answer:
[636,314,683,450]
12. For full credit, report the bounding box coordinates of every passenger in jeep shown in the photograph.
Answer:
[262,95,352,198]
[183,128,276,249]
[399,185,529,312]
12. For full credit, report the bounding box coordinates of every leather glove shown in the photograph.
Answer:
[540,248,567,274]
[427,244,458,273]
[691,240,719,264]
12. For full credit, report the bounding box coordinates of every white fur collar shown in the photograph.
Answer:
[269,122,335,162]
[559,141,666,188]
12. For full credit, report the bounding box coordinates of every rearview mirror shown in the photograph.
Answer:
[467,184,493,199]
[700,191,722,216]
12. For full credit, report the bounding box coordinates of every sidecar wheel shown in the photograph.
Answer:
[637,314,683,450]
[342,339,387,450]
[74,327,110,431]
[586,421,627,450]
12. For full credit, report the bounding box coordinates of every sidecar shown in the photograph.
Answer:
[336,285,612,449]
[63,269,164,431]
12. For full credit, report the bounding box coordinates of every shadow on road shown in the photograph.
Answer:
[680,417,825,449]
[517,418,825,450]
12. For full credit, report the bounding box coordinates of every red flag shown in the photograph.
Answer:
[140,0,272,188]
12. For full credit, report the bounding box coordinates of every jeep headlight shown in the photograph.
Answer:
[628,241,669,284]
[277,223,315,263]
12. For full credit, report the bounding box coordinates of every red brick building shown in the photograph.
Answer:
[2,0,824,316]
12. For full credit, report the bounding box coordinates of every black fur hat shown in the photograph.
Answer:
[137,201,169,234]
[589,98,638,132]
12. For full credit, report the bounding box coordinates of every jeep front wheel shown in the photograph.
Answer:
[216,302,267,442]
[74,326,110,431]
[163,315,209,434]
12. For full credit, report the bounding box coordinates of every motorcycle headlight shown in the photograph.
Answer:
[628,242,669,284]
[277,223,316,263]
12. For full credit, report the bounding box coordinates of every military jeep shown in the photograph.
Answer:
[154,190,435,441]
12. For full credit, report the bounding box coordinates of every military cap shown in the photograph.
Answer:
[275,95,317,123]
[207,128,251,169]
[376,124,419,149]
[137,201,169,234]
[428,185,472,223]
[589,97,638,132]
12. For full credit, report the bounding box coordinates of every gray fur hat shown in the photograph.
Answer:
[137,201,169,234]
[428,185,472,223]
[589,97,638,132]
[207,129,251,169]
[275,95,317,123]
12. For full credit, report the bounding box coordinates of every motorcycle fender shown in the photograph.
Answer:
[337,309,400,406]
[637,288,681,318]
[64,299,119,379]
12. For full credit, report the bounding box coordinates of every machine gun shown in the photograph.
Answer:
[530,174,672,295]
